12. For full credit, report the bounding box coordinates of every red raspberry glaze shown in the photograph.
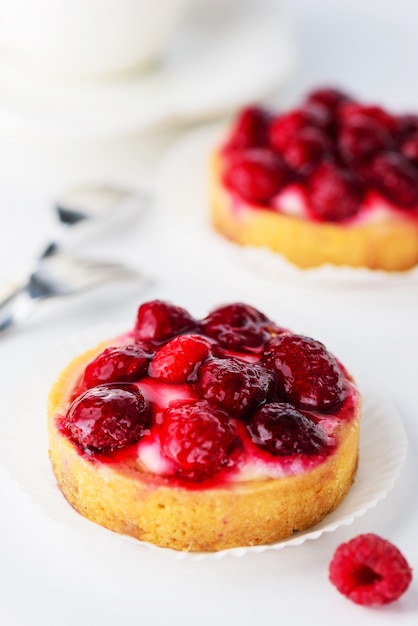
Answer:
[62,301,359,485]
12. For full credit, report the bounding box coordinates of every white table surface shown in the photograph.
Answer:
[0,1,417,624]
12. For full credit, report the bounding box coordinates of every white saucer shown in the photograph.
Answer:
[0,0,295,140]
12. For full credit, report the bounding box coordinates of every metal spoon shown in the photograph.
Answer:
[0,254,144,335]
[40,183,149,258]
[0,183,149,318]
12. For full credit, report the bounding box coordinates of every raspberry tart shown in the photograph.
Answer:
[48,300,361,552]
[210,88,418,271]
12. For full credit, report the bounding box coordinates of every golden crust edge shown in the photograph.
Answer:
[209,152,418,271]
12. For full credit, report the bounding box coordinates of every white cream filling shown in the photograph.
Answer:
[272,185,309,218]
[135,426,336,482]
[268,185,417,226]
[137,439,174,475]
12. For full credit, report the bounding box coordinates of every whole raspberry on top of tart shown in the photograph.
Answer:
[48,299,361,552]
[210,87,418,271]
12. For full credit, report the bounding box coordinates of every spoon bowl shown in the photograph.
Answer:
[41,184,149,257]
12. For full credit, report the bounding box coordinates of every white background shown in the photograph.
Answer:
[0,1,417,624]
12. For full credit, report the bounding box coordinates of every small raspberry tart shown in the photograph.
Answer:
[48,300,361,552]
[210,88,418,271]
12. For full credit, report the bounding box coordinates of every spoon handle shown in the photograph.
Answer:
[0,285,42,335]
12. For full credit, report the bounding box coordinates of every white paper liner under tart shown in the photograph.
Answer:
[0,326,407,561]
[157,123,418,290]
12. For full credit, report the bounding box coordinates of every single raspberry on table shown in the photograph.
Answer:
[159,401,236,481]
[82,343,151,388]
[329,534,413,606]
[201,302,281,353]
[262,333,345,411]
[134,300,197,342]
[66,383,150,453]
[148,334,211,383]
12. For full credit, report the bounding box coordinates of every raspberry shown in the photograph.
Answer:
[66,383,149,453]
[329,534,413,606]
[195,357,276,419]
[134,300,197,342]
[248,402,329,456]
[338,117,392,163]
[281,126,332,175]
[368,152,418,207]
[307,162,364,221]
[269,108,329,153]
[263,334,345,411]
[159,401,236,481]
[201,302,280,353]
[148,334,211,383]
[223,148,289,203]
[221,93,418,223]
[400,133,418,164]
[269,111,306,153]
[223,105,270,152]
[339,103,397,137]
[397,113,418,138]
[306,87,351,113]
[82,343,151,388]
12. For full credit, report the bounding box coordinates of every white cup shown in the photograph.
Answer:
[0,0,194,80]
